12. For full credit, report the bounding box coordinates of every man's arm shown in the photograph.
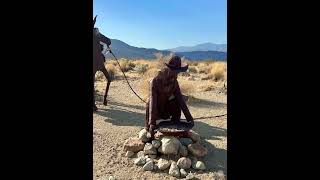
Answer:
[174,82,194,123]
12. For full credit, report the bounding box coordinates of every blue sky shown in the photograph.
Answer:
[93,0,226,50]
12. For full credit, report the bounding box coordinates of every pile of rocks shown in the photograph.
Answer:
[123,128,208,178]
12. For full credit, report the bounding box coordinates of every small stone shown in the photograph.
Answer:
[125,151,134,158]
[189,130,200,142]
[192,161,206,170]
[154,131,164,140]
[153,164,159,171]
[123,137,145,153]
[186,173,195,180]
[149,154,157,159]
[144,143,157,155]
[180,138,193,146]
[180,169,188,177]
[215,170,226,180]
[138,129,150,143]
[143,161,153,171]
[137,151,145,158]
[152,140,161,149]
[146,158,152,163]
[108,176,116,180]
[157,158,171,170]
[188,143,208,157]
[168,162,180,177]
[177,157,192,169]
[179,144,188,157]
[133,157,146,166]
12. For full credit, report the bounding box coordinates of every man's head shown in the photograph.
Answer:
[165,56,188,73]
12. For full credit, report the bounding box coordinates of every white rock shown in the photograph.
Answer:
[168,161,180,177]
[180,169,188,177]
[157,158,171,170]
[192,160,206,170]
[138,129,150,143]
[158,136,181,155]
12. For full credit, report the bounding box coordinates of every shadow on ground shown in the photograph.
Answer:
[95,106,145,127]
[187,97,227,109]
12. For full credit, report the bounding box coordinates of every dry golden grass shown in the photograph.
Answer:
[188,66,198,73]
[119,59,135,72]
[105,64,117,80]
[138,79,151,102]
[208,62,227,81]
[143,67,160,79]
[179,80,195,95]
[198,80,226,92]
[105,59,118,66]
[94,64,118,81]
[197,62,211,74]
[95,71,105,82]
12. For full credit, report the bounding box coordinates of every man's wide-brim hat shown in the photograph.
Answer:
[165,55,188,72]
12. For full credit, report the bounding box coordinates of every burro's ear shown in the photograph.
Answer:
[93,15,97,27]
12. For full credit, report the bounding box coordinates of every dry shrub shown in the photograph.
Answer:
[95,71,105,81]
[105,59,118,66]
[190,61,199,66]
[94,64,117,81]
[119,59,135,72]
[133,63,149,74]
[143,67,161,79]
[199,84,216,92]
[179,80,195,95]
[179,72,190,77]
[105,64,117,80]
[154,52,176,69]
[138,79,151,102]
[188,66,198,73]
[197,62,211,74]
[208,62,227,81]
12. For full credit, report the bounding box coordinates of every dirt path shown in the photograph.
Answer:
[93,76,227,180]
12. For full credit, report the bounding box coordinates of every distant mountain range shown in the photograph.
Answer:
[104,39,227,61]
[167,43,227,52]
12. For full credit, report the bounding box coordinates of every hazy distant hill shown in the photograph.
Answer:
[167,43,227,52]
[104,39,227,61]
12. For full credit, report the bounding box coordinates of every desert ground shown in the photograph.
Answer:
[93,57,227,180]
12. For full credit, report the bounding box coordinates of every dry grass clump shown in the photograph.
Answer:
[119,59,135,72]
[208,62,227,81]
